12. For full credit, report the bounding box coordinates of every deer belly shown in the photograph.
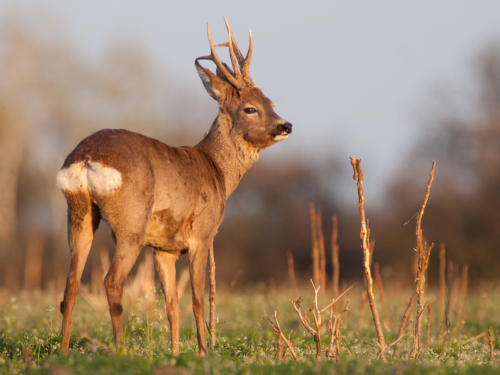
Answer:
[144,209,189,254]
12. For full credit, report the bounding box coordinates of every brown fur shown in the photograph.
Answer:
[57,23,292,356]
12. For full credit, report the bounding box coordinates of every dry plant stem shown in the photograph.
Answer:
[350,157,386,358]
[357,290,367,331]
[335,301,351,364]
[264,311,298,361]
[439,312,451,357]
[331,215,340,299]
[327,308,337,358]
[489,325,494,364]
[208,243,216,349]
[310,203,320,287]
[453,265,468,338]
[374,263,390,331]
[281,330,295,359]
[426,303,431,346]
[460,331,486,346]
[439,244,446,329]
[290,282,354,359]
[317,212,326,293]
[411,161,436,358]
[287,251,298,296]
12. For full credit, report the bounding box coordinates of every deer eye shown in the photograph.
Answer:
[244,108,257,114]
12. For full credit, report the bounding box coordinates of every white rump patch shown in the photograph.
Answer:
[56,162,88,192]
[56,161,122,195]
[87,161,122,194]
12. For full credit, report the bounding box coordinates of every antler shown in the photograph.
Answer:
[224,17,254,87]
[196,18,254,90]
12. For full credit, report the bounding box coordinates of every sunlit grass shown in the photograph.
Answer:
[0,282,499,374]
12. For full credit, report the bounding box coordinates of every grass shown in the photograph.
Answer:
[0,279,499,375]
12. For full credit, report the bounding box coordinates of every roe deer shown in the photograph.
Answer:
[56,18,292,355]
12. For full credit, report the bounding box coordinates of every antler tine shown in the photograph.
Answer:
[223,17,242,83]
[240,29,254,86]
[202,22,240,88]
[227,27,254,87]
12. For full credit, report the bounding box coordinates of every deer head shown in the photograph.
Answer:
[195,18,292,156]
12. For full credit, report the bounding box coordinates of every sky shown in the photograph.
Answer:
[1,1,500,201]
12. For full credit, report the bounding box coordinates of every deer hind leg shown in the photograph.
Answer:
[60,194,100,353]
[188,244,209,356]
[104,224,148,351]
[154,251,180,354]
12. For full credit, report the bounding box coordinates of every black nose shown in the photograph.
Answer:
[278,122,293,134]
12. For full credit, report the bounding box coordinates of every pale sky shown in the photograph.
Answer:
[2,1,500,201]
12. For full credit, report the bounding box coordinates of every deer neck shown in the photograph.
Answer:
[196,114,259,198]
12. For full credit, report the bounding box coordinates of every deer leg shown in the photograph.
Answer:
[154,251,180,354]
[104,237,144,352]
[60,201,98,353]
[188,245,209,356]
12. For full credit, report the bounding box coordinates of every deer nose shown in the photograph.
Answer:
[278,122,293,134]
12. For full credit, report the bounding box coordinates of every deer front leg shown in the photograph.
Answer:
[154,251,180,354]
[188,245,209,356]
[104,236,144,352]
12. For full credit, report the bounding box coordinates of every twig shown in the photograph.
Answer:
[317,211,326,293]
[439,244,446,334]
[460,331,486,346]
[411,161,436,359]
[426,302,432,346]
[331,215,340,300]
[489,325,494,365]
[357,290,367,331]
[453,265,468,338]
[374,263,391,331]
[264,311,297,361]
[287,251,298,297]
[320,284,355,314]
[208,243,216,349]
[290,281,353,359]
[335,301,351,363]
[350,157,386,358]
[310,203,320,287]
[439,312,451,357]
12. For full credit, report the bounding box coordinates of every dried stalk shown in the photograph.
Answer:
[310,203,320,286]
[335,301,351,363]
[290,281,354,359]
[264,311,297,361]
[489,325,494,364]
[357,290,367,331]
[439,312,451,357]
[374,263,390,331]
[460,331,485,346]
[317,211,326,293]
[208,243,216,349]
[453,265,468,338]
[287,251,298,297]
[411,161,436,359]
[426,303,431,346]
[327,308,337,358]
[439,244,446,329]
[331,215,340,299]
[393,161,436,358]
[350,157,385,358]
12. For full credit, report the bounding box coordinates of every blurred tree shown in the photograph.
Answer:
[375,43,500,283]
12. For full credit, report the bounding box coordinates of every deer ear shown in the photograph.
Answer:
[195,60,230,101]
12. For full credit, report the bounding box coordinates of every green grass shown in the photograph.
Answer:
[0,282,499,374]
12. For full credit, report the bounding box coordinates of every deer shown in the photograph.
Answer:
[56,18,292,356]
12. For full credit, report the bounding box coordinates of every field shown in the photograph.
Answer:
[0,276,499,375]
